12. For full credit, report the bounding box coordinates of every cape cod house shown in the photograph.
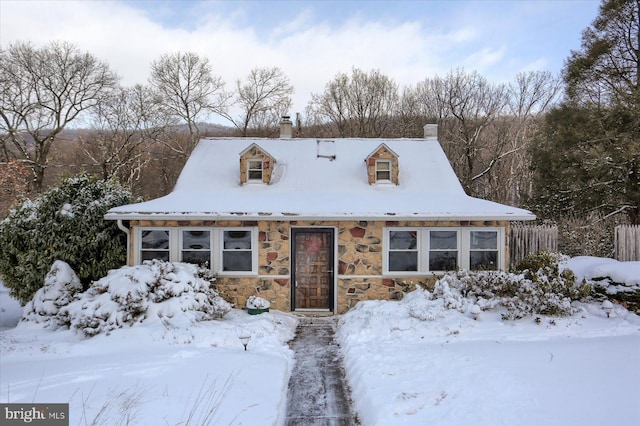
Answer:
[105,121,535,314]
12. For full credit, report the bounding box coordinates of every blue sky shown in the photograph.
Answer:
[1,0,601,117]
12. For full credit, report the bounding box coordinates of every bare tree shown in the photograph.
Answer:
[149,52,230,155]
[80,84,174,189]
[0,160,30,217]
[494,71,562,204]
[393,85,428,137]
[415,69,508,194]
[307,68,399,137]
[223,67,294,136]
[0,41,119,191]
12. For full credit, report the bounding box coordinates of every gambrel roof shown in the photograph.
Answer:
[106,137,535,221]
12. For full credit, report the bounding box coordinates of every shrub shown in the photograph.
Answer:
[427,258,591,320]
[22,260,83,329]
[514,251,591,301]
[514,251,566,278]
[22,260,231,337]
[0,173,136,304]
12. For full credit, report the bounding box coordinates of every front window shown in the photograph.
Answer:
[181,230,211,266]
[141,229,170,261]
[375,160,391,182]
[388,230,418,271]
[470,231,498,270]
[429,230,458,271]
[222,230,253,271]
[247,159,263,181]
[138,228,257,274]
[384,227,502,274]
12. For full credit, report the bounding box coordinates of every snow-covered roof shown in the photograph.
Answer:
[105,137,535,221]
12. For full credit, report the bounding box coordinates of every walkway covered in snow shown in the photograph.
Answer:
[284,317,357,426]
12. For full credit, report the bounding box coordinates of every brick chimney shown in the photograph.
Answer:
[423,124,438,139]
[280,116,292,139]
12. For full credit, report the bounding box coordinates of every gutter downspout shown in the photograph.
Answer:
[116,220,130,265]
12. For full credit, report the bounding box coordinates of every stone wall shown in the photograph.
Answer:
[128,219,509,314]
[239,144,275,184]
[365,144,399,184]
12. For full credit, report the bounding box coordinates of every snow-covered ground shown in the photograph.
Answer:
[0,266,298,425]
[1,257,639,425]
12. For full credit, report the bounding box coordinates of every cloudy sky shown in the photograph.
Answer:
[1,0,600,120]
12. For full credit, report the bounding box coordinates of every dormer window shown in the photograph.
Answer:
[365,143,399,185]
[375,160,392,182]
[247,158,263,182]
[239,143,276,185]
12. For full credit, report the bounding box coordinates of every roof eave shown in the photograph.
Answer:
[105,212,536,222]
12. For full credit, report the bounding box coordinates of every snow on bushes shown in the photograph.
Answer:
[0,173,136,304]
[22,260,231,337]
[406,252,592,321]
[22,260,83,328]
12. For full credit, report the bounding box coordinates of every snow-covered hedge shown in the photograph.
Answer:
[409,253,591,321]
[428,269,589,320]
[22,260,231,337]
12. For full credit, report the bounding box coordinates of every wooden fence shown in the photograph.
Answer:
[509,224,558,266]
[615,225,640,261]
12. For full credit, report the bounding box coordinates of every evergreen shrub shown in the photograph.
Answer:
[0,173,136,304]
[428,252,591,320]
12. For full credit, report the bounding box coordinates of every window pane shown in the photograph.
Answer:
[222,230,253,271]
[470,251,498,270]
[182,230,210,249]
[390,231,417,250]
[376,161,391,181]
[248,159,263,181]
[224,231,252,249]
[223,252,252,271]
[141,251,169,261]
[429,251,457,271]
[376,171,391,180]
[377,161,390,171]
[182,251,210,266]
[389,251,418,271]
[141,230,169,249]
[430,231,457,249]
[471,231,497,250]
[248,170,263,180]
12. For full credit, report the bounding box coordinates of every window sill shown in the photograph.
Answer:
[216,271,259,277]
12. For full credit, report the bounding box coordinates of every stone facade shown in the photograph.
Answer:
[239,143,276,184]
[365,144,399,185]
[128,219,510,314]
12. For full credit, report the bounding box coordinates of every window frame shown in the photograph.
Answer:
[247,158,264,183]
[136,227,258,275]
[469,230,500,271]
[383,227,503,275]
[219,228,257,274]
[427,229,460,272]
[180,229,213,268]
[140,229,171,262]
[387,228,420,272]
[375,159,392,183]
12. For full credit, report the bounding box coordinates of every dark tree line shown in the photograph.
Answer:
[528,0,639,226]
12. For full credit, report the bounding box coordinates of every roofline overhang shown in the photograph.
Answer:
[105,212,536,222]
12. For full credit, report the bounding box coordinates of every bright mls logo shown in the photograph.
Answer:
[1,403,68,425]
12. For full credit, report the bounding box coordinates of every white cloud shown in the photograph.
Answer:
[0,0,599,121]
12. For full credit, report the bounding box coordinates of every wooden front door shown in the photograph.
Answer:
[292,229,335,311]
